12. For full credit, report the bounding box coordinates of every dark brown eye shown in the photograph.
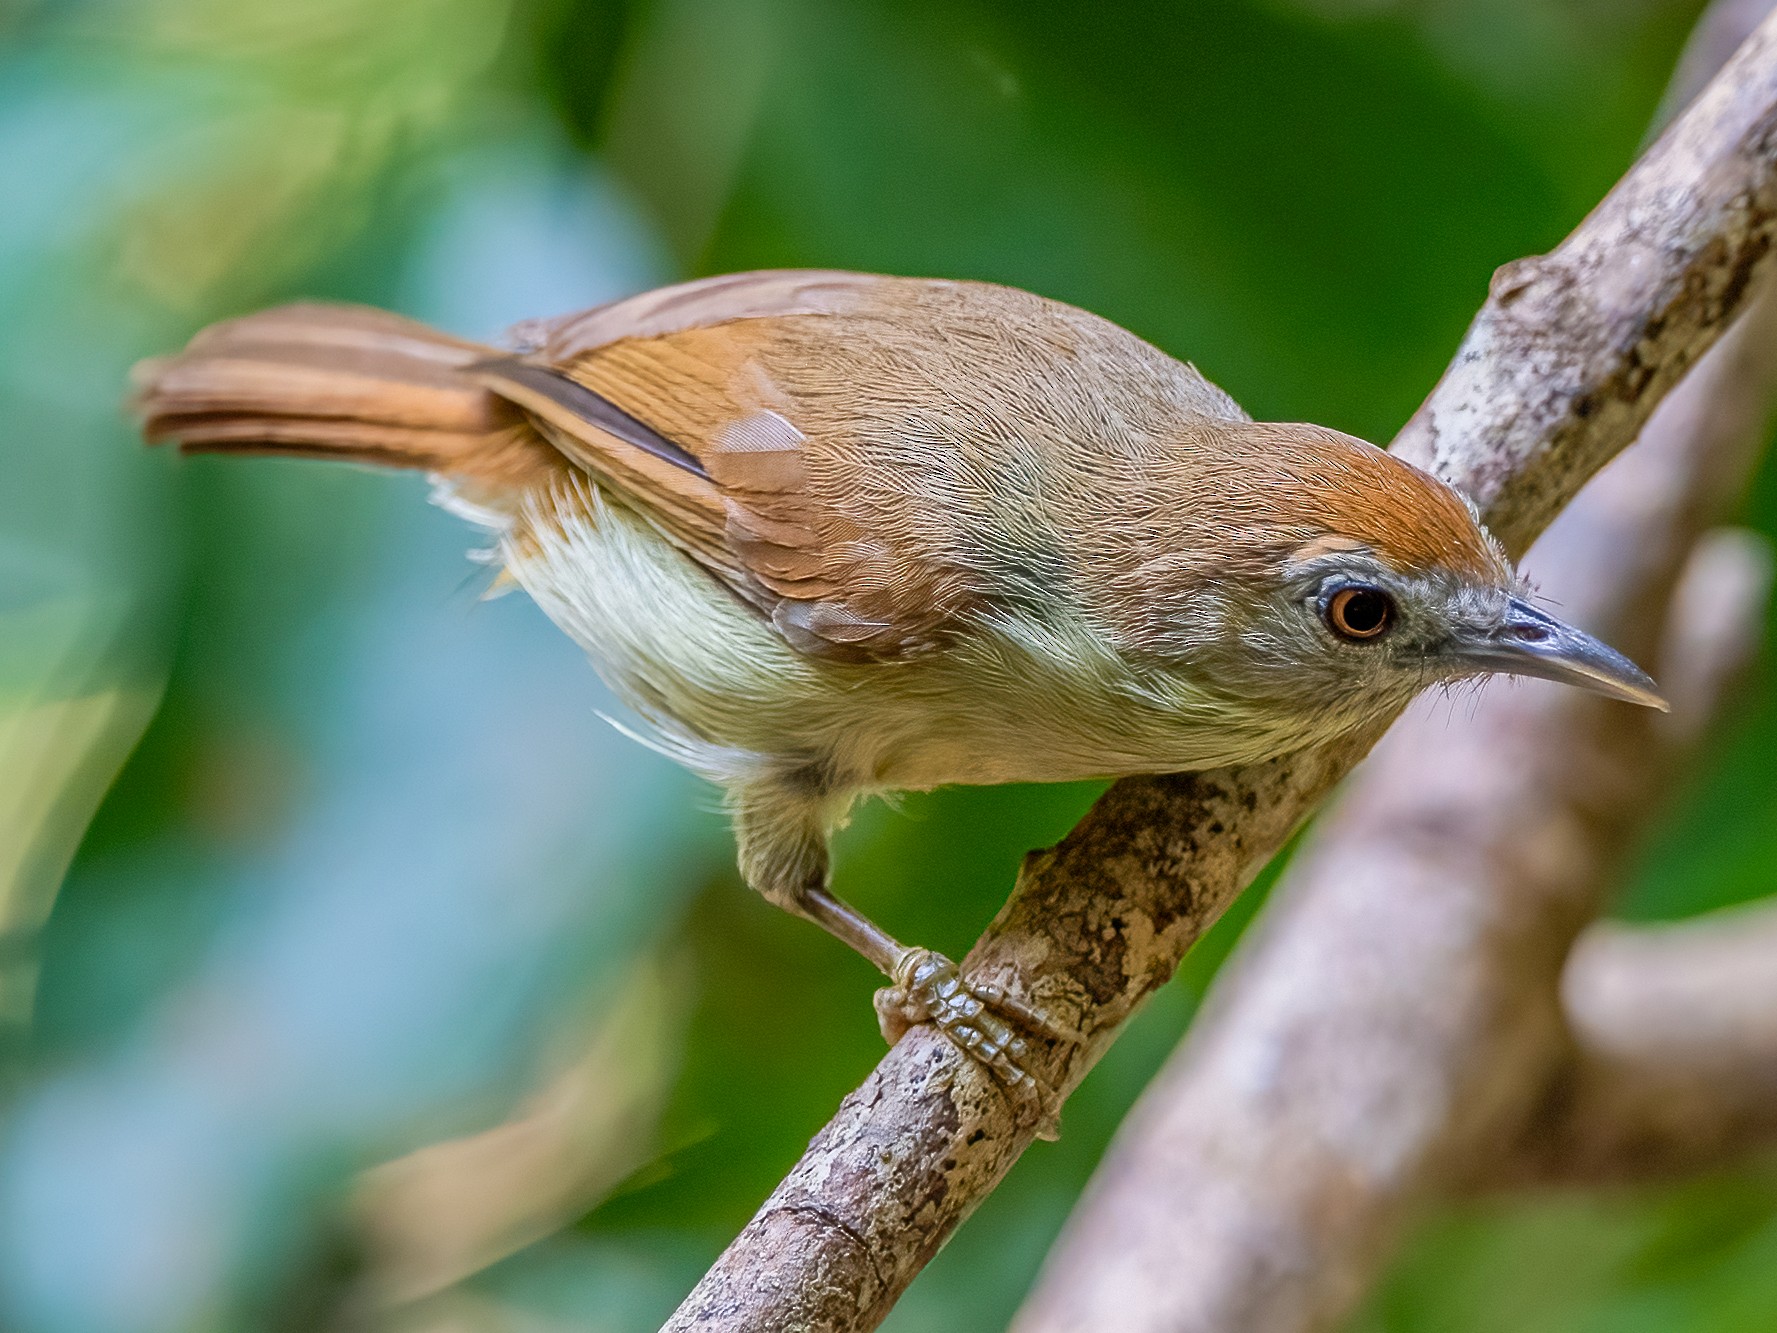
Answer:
[1324,586,1395,641]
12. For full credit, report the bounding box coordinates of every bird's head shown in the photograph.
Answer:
[1118,423,1665,743]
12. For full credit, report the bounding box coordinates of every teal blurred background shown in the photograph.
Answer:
[3,0,1776,1329]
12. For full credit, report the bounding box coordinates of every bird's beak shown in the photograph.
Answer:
[1444,597,1668,711]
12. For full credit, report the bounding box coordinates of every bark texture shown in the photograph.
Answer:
[665,13,1777,1331]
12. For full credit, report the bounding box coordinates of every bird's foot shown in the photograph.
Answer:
[874,948,1074,1140]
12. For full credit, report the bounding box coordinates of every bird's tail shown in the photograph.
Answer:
[133,303,552,492]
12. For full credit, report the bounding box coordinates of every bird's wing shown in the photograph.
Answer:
[472,270,1245,662]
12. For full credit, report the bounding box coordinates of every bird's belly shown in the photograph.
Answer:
[852,716,1265,792]
[862,730,1094,791]
[828,663,1290,793]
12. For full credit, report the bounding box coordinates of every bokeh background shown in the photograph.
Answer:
[3,0,1776,1329]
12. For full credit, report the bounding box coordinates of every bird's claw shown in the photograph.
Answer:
[873,948,1070,1139]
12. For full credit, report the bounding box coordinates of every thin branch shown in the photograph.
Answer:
[663,14,1777,1331]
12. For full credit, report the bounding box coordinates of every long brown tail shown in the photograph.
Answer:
[134,303,552,489]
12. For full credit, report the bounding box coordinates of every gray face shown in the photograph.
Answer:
[1214,548,1666,727]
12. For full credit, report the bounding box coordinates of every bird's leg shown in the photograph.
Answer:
[730,774,1072,1131]
[795,884,1066,1135]
[800,886,1070,1047]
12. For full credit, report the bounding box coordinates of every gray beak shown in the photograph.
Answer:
[1446,597,1668,711]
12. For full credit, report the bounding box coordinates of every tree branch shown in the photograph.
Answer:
[1478,888,1777,1191]
[664,14,1777,1331]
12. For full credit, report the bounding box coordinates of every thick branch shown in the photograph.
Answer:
[664,15,1777,1332]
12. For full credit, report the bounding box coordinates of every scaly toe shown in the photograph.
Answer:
[879,948,1069,1136]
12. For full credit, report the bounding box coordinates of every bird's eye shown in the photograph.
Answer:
[1323,585,1395,641]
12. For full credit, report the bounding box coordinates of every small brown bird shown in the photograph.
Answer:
[136,270,1663,1096]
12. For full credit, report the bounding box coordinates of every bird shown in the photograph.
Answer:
[134,269,1665,1105]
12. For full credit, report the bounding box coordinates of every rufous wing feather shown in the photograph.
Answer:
[478,271,997,661]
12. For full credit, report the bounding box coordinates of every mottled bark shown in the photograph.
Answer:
[665,13,1777,1332]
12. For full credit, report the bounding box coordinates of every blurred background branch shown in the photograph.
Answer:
[1479,889,1777,1190]
[350,948,692,1316]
